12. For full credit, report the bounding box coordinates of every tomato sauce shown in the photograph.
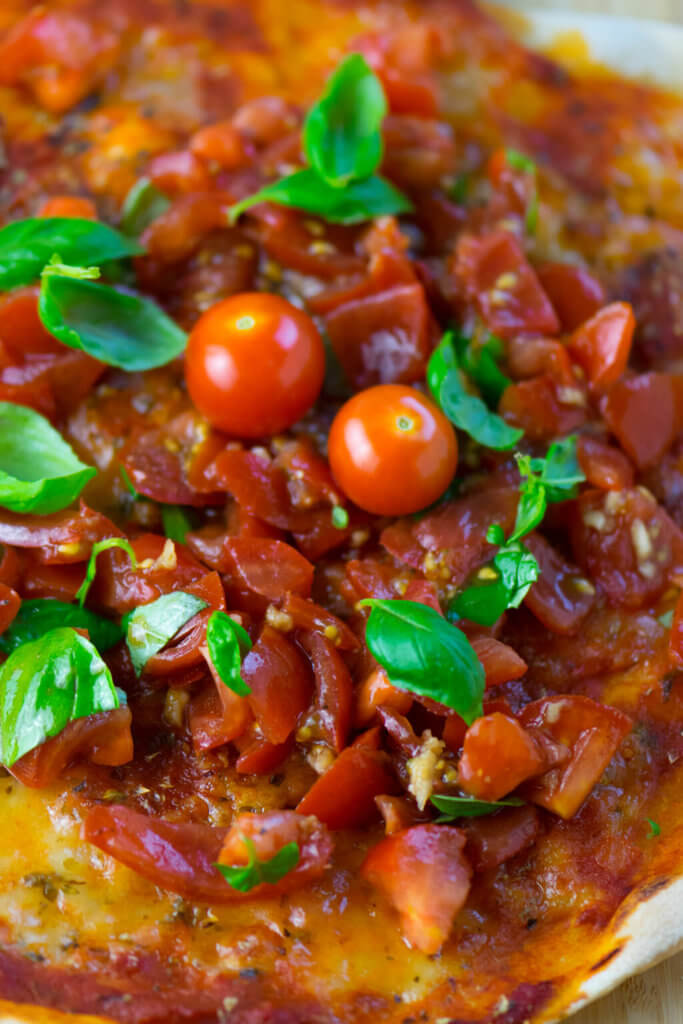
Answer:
[0,1,682,1023]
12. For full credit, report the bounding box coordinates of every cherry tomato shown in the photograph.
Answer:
[185,293,325,437]
[328,384,458,515]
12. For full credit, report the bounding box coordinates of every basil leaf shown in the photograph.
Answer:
[449,542,539,626]
[0,402,96,514]
[216,836,299,893]
[0,627,120,766]
[360,599,485,724]
[0,217,143,289]
[457,331,511,408]
[206,610,252,696]
[75,537,138,608]
[0,599,122,656]
[125,591,208,676]
[121,178,170,237]
[427,333,522,451]
[304,53,386,187]
[529,435,584,502]
[161,505,194,545]
[431,794,525,820]
[505,149,536,175]
[646,818,661,839]
[229,168,412,225]
[38,273,187,371]
[509,464,546,542]
[505,149,539,234]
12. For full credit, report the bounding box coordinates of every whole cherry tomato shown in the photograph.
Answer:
[185,293,325,437]
[328,384,458,515]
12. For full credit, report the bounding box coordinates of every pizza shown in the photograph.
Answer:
[0,1,682,1022]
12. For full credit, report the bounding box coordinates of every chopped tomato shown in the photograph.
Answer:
[139,192,230,264]
[464,805,540,872]
[0,581,20,634]
[280,593,360,651]
[297,745,398,829]
[308,249,416,317]
[602,372,683,469]
[218,810,333,892]
[0,544,21,589]
[500,375,587,441]
[190,120,250,169]
[146,150,211,195]
[354,666,413,727]
[38,196,97,220]
[223,538,314,601]
[454,231,560,339]
[519,695,631,818]
[506,337,576,388]
[143,572,226,681]
[329,385,458,516]
[0,503,120,564]
[324,283,433,390]
[567,302,634,391]
[300,631,353,752]
[471,636,527,687]
[10,708,133,788]
[576,436,634,491]
[375,795,429,835]
[382,115,455,189]
[188,682,252,752]
[523,533,595,636]
[242,626,313,744]
[234,731,294,775]
[361,825,471,954]
[457,713,545,802]
[89,533,204,615]
[536,262,605,331]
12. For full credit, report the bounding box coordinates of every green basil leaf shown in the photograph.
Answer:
[0,627,120,766]
[121,178,171,237]
[505,149,536,175]
[505,149,539,234]
[530,435,584,502]
[161,505,195,545]
[75,537,138,608]
[304,53,386,187]
[360,598,485,724]
[38,273,187,371]
[125,591,208,676]
[0,217,142,289]
[229,168,412,225]
[646,817,661,839]
[216,836,299,893]
[206,610,252,696]
[449,542,539,626]
[0,599,122,656]
[459,332,511,407]
[427,334,522,451]
[0,402,96,514]
[449,172,470,204]
[431,793,525,820]
[509,463,546,542]
[448,573,511,628]
[493,542,540,608]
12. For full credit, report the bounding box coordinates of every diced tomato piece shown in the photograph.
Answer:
[500,375,587,442]
[344,557,402,599]
[299,632,353,752]
[378,706,422,758]
[0,582,20,634]
[147,150,211,195]
[223,538,313,601]
[454,232,560,339]
[242,626,312,744]
[570,488,683,609]
[567,302,634,391]
[190,120,250,169]
[280,593,360,651]
[83,806,332,901]
[670,589,683,667]
[218,810,333,892]
[536,262,605,331]
[10,707,133,788]
[0,544,21,589]
[442,713,467,754]
[458,713,545,801]
[0,503,120,564]
[38,196,97,220]
[273,437,341,507]
[297,745,398,829]
[519,695,631,818]
[375,795,429,835]
[506,337,576,388]
[234,730,294,774]
[143,573,226,682]
[403,579,442,613]
[210,449,308,531]
[308,250,416,317]
[245,205,364,281]
[18,558,84,602]
[523,533,595,635]
[614,249,683,369]
[602,372,683,469]
[355,666,413,728]
[471,636,527,687]
[577,436,634,491]
[464,805,540,872]
[188,683,252,752]
[382,116,455,189]
[89,533,204,615]
[0,288,57,358]
[324,283,432,390]
[361,825,471,954]
[139,192,230,264]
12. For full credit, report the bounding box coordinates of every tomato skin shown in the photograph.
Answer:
[464,805,540,872]
[242,626,313,744]
[300,631,353,753]
[567,302,635,391]
[354,666,413,728]
[458,713,545,802]
[602,372,683,469]
[185,293,325,437]
[576,436,634,491]
[470,636,527,688]
[523,533,595,636]
[0,582,20,634]
[329,384,458,516]
[38,196,97,220]
[361,825,471,954]
[218,811,333,894]
[296,745,398,829]
[536,262,605,331]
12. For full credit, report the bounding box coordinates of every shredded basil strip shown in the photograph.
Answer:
[120,178,171,237]
[0,599,122,656]
[161,505,195,545]
[216,836,300,892]
[303,53,386,187]
[431,794,525,820]
[505,149,539,234]
[38,270,187,371]
[205,610,252,696]
[510,436,584,542]
[360,598,485,724]
[427,332,523,451]
[124,591,208,676]
[0,217,142,290]
[0,402,96,515]
[75,537,138,608]
[0,627,121,767]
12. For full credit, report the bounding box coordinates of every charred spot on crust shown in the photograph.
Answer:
[590,944,624,972]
